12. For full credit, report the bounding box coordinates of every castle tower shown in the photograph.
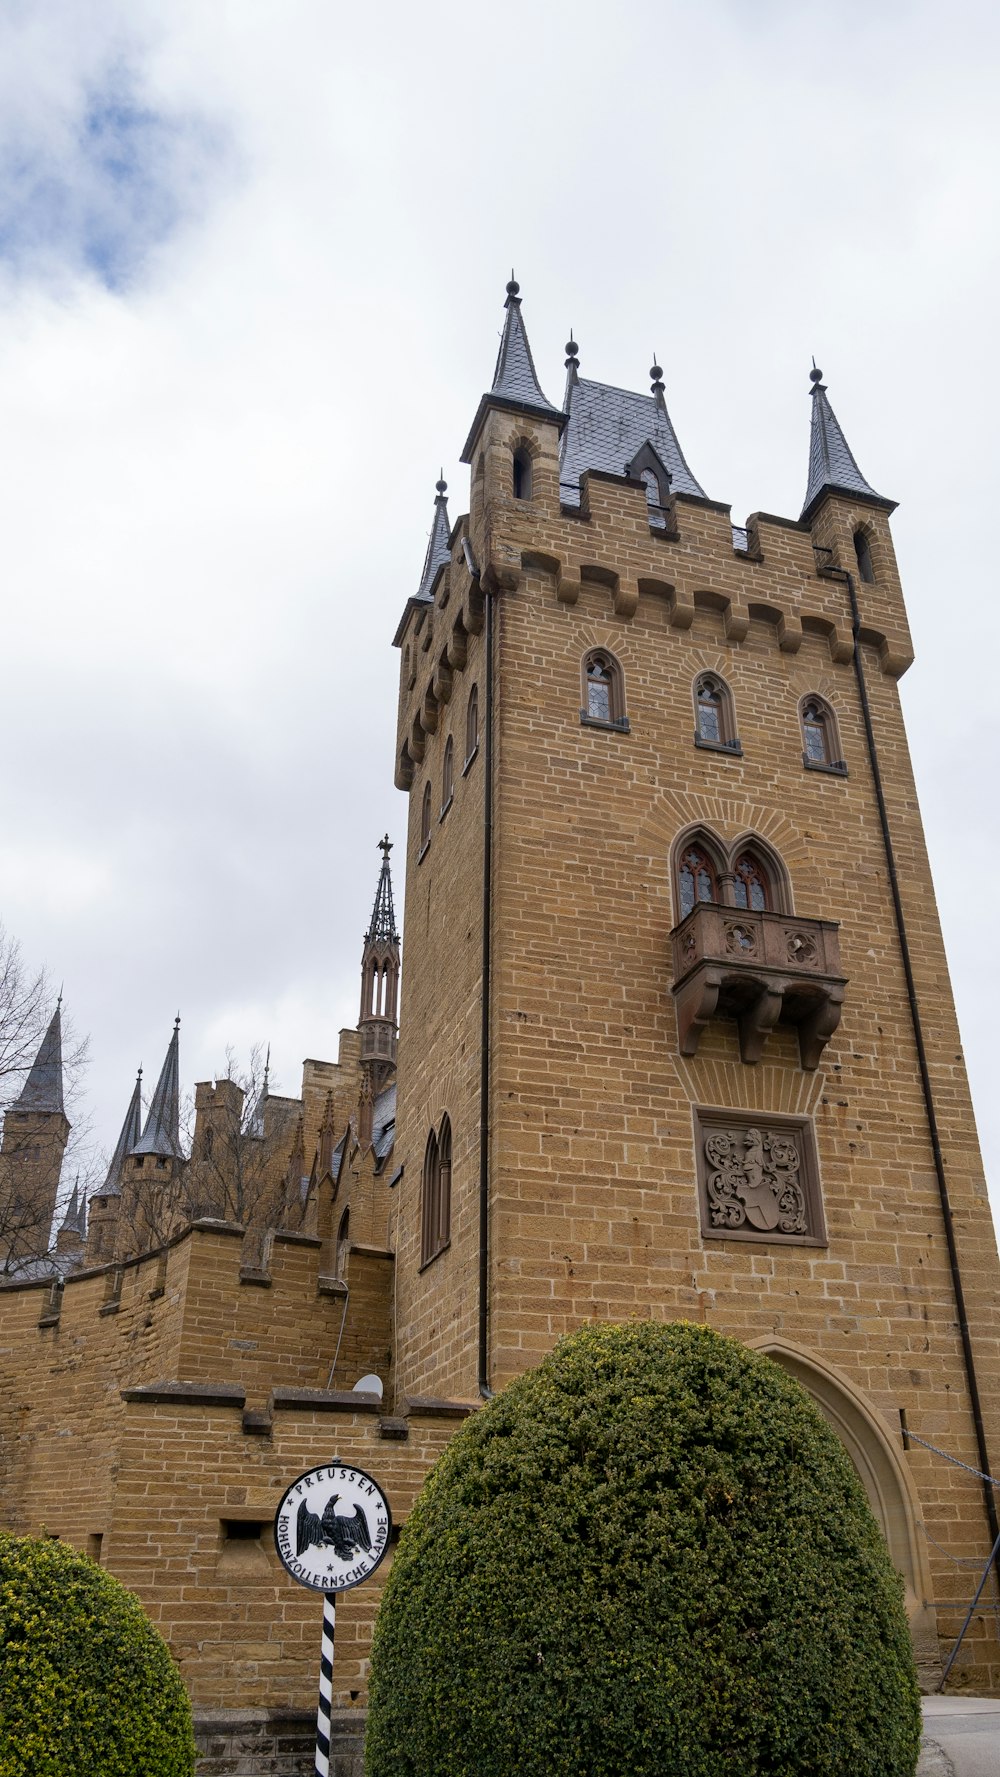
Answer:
[358,836,400,1133]
[117,1019,184,1255]
[0,1002,70,1270]
[391,284,1000,1683]
[85,1068,142,1263]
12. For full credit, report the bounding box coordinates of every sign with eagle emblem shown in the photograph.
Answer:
[273,1463,391,1592]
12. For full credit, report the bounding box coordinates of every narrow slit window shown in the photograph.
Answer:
[421,1119,451,1266]
[441,737,454,813]
[853,530,875,583]
[465,684,479,765]
[512,448,533,501]
[420,781,432,852]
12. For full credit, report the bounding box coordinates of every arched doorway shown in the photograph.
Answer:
[751,1337,940,1685]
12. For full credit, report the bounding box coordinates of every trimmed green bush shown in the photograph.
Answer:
[366,1322,921,1777]
[0,1533,195,1777]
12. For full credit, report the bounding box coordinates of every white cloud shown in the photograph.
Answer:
[0,0,997,1224]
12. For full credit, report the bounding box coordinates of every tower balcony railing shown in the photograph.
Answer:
[669,903,846,1070]
[360,1019,398,1065]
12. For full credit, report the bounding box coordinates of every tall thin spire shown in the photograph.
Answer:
[366,835,400,945]
[801,363,893,522]
[461,277,565,463]
[490,277,558,412]
[133,1019,182,1159]
[102,1068,143,1193]
[14,1003,65,1115]
[415,476,451,603]
[58,1178,86,1238]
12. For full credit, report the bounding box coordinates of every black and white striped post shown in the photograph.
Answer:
[315,1591,337,1777]
[273,1463,392,1776]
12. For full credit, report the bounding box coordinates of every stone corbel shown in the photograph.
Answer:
[408,716,426,763]
[738,986,784,1065]
[557,565,581,605]
[613,575,638,619]
[723,601,751,643]
[828,628,854,664]
[432,656,453,705]
[447,619,468,670]
[797,987,844,1071]
[777,613,803,654]
[667,587,696,629]
[674,967,722,1057]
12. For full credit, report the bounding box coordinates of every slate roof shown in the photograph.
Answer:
[491,284,559,413]
[559,377,706,508]
[14,1005,64,1115]
[372,1082,396,1167]
[133,1020,183,1159]
[801,371,891,520]
[415,484,451,604]
[101,1070,143,1194]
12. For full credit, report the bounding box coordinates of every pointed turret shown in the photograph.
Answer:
[15,1003,65,1115]
[801,364,895,523]
[461,277,566,462]
[102,1069,143,1193]
[57,1180,86,1239]
[359,836,400,1101]
[133,1019,182,1159]
[415,477,452,604]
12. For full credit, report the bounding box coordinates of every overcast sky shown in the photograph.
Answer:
[0,0,997,1224]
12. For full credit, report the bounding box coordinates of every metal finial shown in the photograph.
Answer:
[435,469,447,496]
[379,834,393,859]
[506,268,520,299]
[174,1013,181,1030]
[650,357,665,395]
[810,359,824,386]
[565,333,579,369]
[137,1065,143,1082]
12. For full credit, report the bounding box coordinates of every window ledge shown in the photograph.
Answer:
[419,1239,451,1274]
[462,745,479,776]
[580,712,630,734]
[417,839,430,865]
[694,734,743,757]
[803,757,848,777]
[439,794,453,823]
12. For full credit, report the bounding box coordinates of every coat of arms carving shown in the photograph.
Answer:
[702,1124,808,1235]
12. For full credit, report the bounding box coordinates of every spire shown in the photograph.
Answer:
[102,1069,143,1193]
[14,1003,65,1115]
[563,333,580,408]
[58,1178,86,1237]
[461,277,566,462]
[801,362,894,522]
[366,835,400,945]
[490,276,558,412]
[133,1019,182,1159]
[415,476,451,603]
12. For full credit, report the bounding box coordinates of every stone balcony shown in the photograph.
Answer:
[360,1018,397,1067]
[670,903,846,1069]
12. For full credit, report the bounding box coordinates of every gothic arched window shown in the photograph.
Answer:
[441,736,454,815]
[853,529,875,583]
[336,1208,350,1280]
[420,780,432,855]
[800,696,846,775]
[694,674,740,753]
[582,650,627,730]
[465,684,479,767]
[732,851,772,912]
[678,842,719,920]
[512,447,533,501]
[420,1116,452,1267]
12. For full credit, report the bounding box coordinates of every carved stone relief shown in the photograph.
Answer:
[695,1111,825,1245]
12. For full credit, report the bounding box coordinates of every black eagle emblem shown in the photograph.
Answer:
[296,1492,373,1562]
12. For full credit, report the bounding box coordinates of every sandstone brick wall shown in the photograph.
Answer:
[391,404,1000,1683]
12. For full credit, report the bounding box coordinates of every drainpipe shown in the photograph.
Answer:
[831,562,1000,1573]
[468,545,494,1401]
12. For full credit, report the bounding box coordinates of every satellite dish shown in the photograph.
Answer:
[353,1373,383,1400]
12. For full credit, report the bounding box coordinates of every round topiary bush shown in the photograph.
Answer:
[366,1322,921,1777]
[0,1533,195,1777]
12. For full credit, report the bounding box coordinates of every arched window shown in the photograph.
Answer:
[694,674,739,753]
[853,529,875,583]
[678,842,719,920]
[800,696,846,775]
[581,650,627,730]
[420,781,432,854]
[732,851,771,912]
[441,736,454,814]
[465,684,479,766]
[420,1117,451,1266]
[512,447,533,501]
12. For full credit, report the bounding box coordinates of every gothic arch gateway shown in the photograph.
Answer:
[751,1337,940,1683]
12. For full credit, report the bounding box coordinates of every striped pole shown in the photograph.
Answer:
[314,1591,336,1777]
